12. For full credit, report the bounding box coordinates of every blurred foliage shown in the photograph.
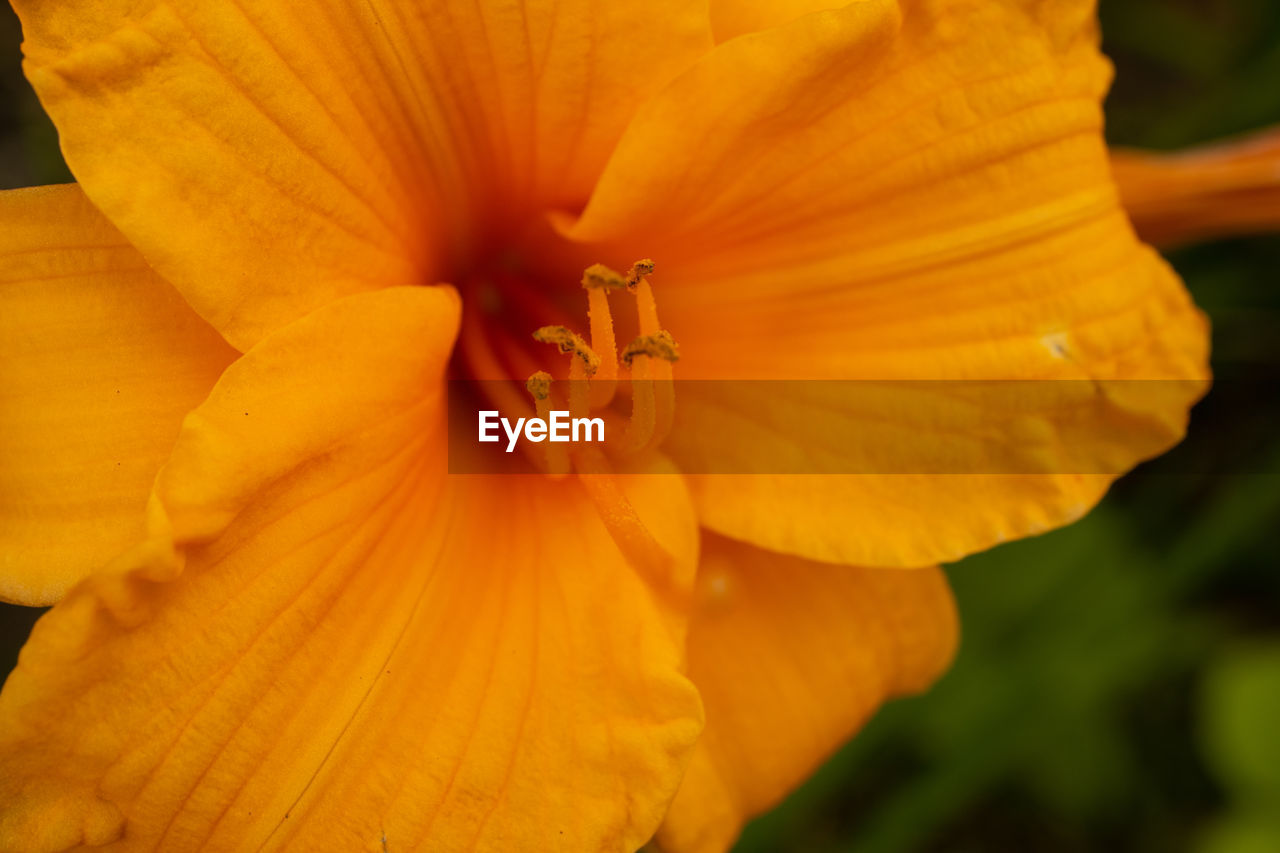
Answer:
[1195,645,1280,853]
[0,5,69,189]
[1101,0,1280,149]
[0,1,1278,851]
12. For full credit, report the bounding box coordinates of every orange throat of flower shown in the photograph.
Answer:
[460,259,685,600]
[526,259,679,476]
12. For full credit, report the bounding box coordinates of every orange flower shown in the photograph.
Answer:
[0,0,1246,850]
[1113,125,1280,250]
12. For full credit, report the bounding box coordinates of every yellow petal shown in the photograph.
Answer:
[0,183,235,606]
[655,535,957,853]
[1112,126,1280,249]
[564,0,1209,566]
[0,286,703,852]
[14,0,713,349]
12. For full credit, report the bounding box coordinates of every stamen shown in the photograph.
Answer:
[631,275,662,334]
[582,267,620,408]
[514,261,689,594]
[526,371,569,476]
[617,334,680,455]
[532,325,601,376]
[523,260,680,460]
[574,447,689,611]
[567,357,591,420]
[619,352,657,455]
[627,270,678,450]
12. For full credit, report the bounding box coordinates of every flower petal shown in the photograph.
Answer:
[0,184,235,606]
[565,0,1209,566]
[1112,126,1280,249]
[13,0,713,349]
[655,535,957,853]
[0,286,703,852]
[709,0,843,42]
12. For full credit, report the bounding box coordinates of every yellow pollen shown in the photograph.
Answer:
[532,325,601,376]
[581,263,629,291]
[525,370,552,401]
[620,331,680,366]
[625,259,655,288]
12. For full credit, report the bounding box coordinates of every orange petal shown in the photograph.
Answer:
[564,0,1209,566]
[13,0,713,349]
[708,0,1098,44]
[0,286,704,851]
[1112,126,1280,249]
[0,184,235,606]
[709,0,842,42]
[664,361,1206,568]
[655,535,957,853]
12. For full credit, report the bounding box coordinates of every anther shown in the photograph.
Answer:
[532,325,601,376]
[525,370,552,401]
[620,331,680,366]
[581,263,629,291]
[523,261,677,463]
[625,259,655,288]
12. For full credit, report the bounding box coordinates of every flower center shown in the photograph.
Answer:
[457,259,685,600]
[525,260,680,474]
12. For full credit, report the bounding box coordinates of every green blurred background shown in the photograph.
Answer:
[1,2,1278,851]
